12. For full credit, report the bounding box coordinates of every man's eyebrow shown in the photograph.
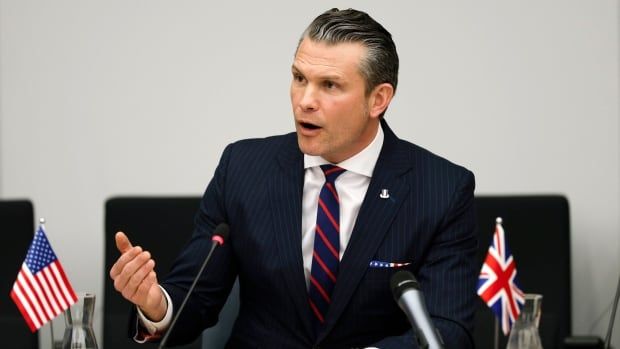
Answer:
[320,74,344,81]
[291,65,343,81]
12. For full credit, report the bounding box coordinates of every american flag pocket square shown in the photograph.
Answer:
[369,260,411,268]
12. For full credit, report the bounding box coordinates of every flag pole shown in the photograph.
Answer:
[39,218,57,349]
[494,317,499,349]
[493,217,502,349]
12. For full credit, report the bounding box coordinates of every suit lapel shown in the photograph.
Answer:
[269,134,314,339]
[318,121,413,341]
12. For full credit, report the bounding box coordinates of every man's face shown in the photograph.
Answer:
[291,39,381,164]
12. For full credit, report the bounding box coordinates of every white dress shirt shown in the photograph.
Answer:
[301,126,384,288]
[138,125,384,333]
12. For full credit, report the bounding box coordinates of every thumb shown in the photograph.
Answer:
[115,231,133,254]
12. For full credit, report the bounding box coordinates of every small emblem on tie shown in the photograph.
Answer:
[379,189,390,199]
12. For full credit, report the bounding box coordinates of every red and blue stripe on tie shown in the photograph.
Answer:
[308,164,346,328]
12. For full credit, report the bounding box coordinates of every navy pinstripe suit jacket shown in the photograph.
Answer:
[160,120,478,348]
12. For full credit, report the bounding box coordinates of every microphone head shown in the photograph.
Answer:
[211,223,230,245]
[390,270,421,301]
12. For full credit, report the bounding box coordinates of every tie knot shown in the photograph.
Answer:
[320,164,346,183]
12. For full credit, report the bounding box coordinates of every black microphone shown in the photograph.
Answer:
[158,223,230,349]
[390,270,445,349]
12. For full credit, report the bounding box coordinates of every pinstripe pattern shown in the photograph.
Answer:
[160,120,478,348]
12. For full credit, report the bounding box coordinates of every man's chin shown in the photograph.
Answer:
[298,146,321,157]
[296,137,322,157]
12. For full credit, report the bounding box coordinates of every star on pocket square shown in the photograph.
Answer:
[369,260,411,268]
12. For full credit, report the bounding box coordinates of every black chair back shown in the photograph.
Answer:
[104,197,203,349]
[0,200,38,349]
[473,195,571,349]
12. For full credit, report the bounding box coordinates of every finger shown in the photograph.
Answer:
[125,259,155,300]
[109,246,143,279]
[123,259,155,302]
[146,270,157,283]
[115,231,133,254]
[147,271,158,285]
[114,250,151,292]
[133,271,159,308]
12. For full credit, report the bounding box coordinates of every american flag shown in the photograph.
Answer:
[369,260,411,268]
[10,225,77,332]
[477,218,525,335]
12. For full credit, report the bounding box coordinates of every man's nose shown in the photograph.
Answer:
[299,85,318,112]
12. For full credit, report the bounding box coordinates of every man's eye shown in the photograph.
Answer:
[293,74,305,83]
[324,81,336,89]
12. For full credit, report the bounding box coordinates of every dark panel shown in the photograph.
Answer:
[103,197,202,349]
[0,200,38,348]
[473,195,571,349]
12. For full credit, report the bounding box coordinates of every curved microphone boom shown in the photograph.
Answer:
[390,270,445,349]
[158,223,230,348]
[605,273,620,349]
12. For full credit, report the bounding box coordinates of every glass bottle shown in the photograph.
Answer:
[506,294,543,349]
[62,293,98,349]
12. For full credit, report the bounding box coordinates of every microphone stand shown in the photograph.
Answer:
[158,223,229,348]
[604,273,620,349]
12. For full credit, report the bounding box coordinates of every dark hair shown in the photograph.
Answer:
[299,8,399,96]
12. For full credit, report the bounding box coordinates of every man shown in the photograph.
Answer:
[110,8,477,348]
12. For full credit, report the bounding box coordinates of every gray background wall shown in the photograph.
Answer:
[0,1,618,348]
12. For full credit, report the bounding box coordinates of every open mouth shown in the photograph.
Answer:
[300,122,321,130]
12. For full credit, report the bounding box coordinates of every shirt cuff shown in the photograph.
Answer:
[136,286,173,335]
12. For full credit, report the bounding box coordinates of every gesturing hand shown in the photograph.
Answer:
[109,232,166,321]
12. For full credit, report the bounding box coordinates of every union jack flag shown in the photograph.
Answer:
[477,218,525,335]
[10,224,77,332]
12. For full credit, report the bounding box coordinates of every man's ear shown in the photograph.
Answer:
[368,83,395,119]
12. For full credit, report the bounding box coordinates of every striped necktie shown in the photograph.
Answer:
[308,164,346,329]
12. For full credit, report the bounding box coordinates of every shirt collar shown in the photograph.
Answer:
[303,124,384,178]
